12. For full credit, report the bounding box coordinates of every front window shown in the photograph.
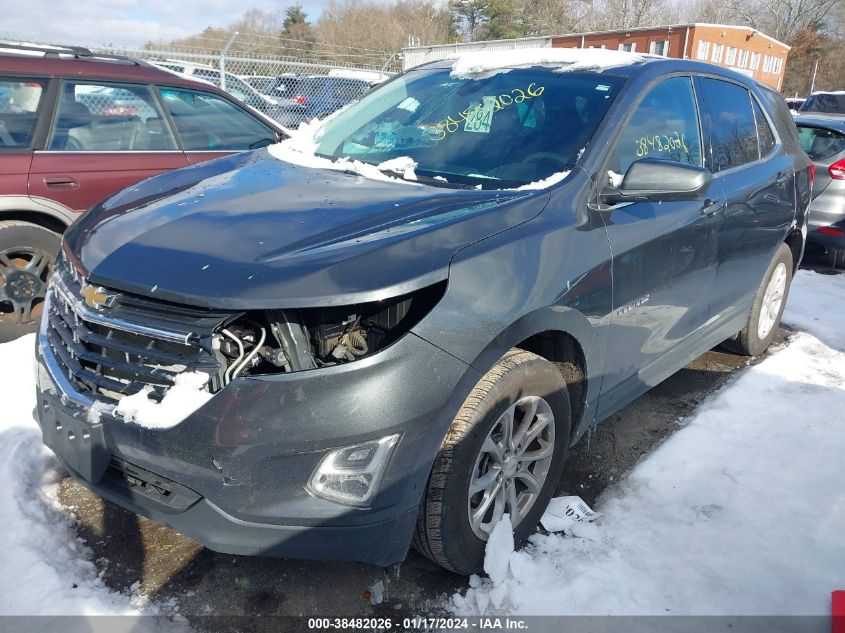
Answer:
[609,76,703,176]
[0,77,45,149]
[159,88,276,151]
[312,67,625,189]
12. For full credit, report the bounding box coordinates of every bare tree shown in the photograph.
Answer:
[722,0,842,41]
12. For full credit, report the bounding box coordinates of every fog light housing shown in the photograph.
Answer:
[307,434,400,507]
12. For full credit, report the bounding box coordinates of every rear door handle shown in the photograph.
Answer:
[43,176,79,190]
[776,172,791,185]
[701,199,724,216]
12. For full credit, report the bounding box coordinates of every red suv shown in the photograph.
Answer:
[0,43,284,341]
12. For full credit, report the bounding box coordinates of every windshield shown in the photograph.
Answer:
[800,93,845,114]
[313,67,624,188]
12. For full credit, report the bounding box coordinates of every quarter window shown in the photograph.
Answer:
[610,76,703,176]
[49,81,176,151]
[159,87,275,151]
[751,98,776,158]
[0,78,45,149]
[699,78,759,171]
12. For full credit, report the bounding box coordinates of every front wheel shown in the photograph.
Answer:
[721,243,793,356]
[0,220,61,343]
[413,349,571,574]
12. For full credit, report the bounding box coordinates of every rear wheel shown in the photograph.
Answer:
[826,247,844,269]
[413,349,571,574]
[721,243,793,356]
[0,221,61,343]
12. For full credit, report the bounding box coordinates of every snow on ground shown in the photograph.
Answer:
[453,269,845,617]
[0,334,189,628]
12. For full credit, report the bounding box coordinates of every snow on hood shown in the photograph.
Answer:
[450,48,648,79]
[114,372,213,429]
[269,118,420,185]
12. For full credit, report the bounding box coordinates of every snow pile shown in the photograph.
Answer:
[450,48,648,79]
[114,371,213,429]
[268,120,420,186]
[453,272,845,616]
[516,170,571,191]
[0,335,185,626]
[781,269,845,352]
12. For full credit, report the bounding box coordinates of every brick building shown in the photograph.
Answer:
[552,24,790,90]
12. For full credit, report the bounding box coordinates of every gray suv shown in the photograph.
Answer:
[34,53,811,574]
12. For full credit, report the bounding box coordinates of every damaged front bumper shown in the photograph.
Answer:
[35,328,470,566]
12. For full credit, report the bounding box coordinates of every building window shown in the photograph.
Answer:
[725,46,737,65]
[618,42,636,52]
[763,55,772,72]
[738,49,749,68]
[696,40,710,60]
[649,40,669,56]
[711,43,723,63]
[750,52,761,70]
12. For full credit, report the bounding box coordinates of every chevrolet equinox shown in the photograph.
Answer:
[35,50,812,574]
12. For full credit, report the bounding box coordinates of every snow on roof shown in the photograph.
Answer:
[449,48,649,79]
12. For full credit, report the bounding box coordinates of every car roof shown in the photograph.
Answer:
[413,50,767,89]
[0,50,218,92]
[794,114,845,132]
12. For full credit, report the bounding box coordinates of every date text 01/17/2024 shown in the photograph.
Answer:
[307,617,529,630]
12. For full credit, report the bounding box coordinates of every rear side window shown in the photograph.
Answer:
[49,81,177,151]
[797,125,845,161]
[611,76,703,175]
[751,98,776,158]
[699,78,758,171]
[159,87,275,150]
[800,93,845,115]
[0,78,45,149]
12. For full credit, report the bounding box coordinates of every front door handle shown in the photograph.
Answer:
[43,176,79,190]
[701,199,724,216]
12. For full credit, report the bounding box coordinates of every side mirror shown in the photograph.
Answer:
[601,158,712,204]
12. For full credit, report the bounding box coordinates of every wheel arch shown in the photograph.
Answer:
[454,305,602,445]
[783,228,804,274]
[0,196,76,236]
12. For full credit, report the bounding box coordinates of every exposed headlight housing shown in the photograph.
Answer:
[307,434,400,507]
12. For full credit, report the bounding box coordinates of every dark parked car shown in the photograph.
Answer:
[795,114,845,266]
[799,91,845,115]
[35,53,811,574]
[275,76,374,127]
[0,43,284,341]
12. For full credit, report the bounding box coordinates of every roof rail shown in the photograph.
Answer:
[0,41,149,66]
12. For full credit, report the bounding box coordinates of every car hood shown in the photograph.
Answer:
[64,149,549,309]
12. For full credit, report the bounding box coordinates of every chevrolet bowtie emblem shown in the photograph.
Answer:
[81,284,115,310]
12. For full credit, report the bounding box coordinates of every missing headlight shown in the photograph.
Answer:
[213,280,446,381]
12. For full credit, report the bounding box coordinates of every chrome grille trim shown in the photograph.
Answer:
[44,264,222,405]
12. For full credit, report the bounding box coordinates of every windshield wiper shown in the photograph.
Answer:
[377,168,478,189]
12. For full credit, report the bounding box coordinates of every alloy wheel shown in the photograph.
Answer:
[0,247,52,326]
[467,395,555,540]
[757,262,787,340]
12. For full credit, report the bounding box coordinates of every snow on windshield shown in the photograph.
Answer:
[450,48,648,79]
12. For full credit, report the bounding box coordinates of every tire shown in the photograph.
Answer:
[0,220,62,343]
[413,349,571,575]
[720,243,793,357]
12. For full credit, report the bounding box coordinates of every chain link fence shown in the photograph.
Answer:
[95,37,401,128]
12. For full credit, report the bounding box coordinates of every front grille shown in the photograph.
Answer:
[46,259,229,404]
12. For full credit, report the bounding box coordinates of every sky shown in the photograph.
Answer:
[3,0,337,48]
